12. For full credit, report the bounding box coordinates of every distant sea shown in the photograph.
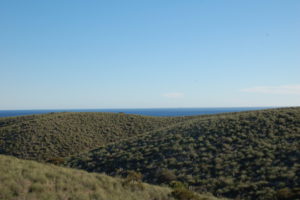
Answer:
[0,107,272,118]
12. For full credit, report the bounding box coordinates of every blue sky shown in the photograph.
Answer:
[0,0,299,109]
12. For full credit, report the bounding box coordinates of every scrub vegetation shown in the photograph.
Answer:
[66,107,300,200]
[0,112,193,161]
[0,107,299,199]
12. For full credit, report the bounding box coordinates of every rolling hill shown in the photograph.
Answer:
[0,155,223,200]
[0,112,193,161]
[66,107,300,200]
[1,108,299,199]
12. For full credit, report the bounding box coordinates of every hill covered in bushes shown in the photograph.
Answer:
[66,107,300,200]
[0,112,193,161]
[1,108,299,199]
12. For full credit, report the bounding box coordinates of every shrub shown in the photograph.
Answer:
[156,169,177,184]
[123,171,144,190]
[276,188,300,200]
[171,188,200,200]
[47,157,65,165]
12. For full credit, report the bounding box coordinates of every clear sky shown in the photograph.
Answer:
[0,0,299,109]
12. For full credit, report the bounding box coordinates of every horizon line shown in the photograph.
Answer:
[0,106,290,111]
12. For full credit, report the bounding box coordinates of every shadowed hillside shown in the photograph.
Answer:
[0,155,224,200]
[0,112,193,161]
[67,107,300,200]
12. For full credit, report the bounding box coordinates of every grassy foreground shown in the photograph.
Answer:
[0,155,223,200]
[0,154,171,200]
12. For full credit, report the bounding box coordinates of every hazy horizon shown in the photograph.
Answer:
[0,107,276,118]
[0,106,278,111]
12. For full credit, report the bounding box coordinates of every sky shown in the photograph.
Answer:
[0,0,299,109]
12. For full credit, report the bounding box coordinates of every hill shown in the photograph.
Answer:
[66,107,300,200]
[0,112,193,161]
[0,155,224,200]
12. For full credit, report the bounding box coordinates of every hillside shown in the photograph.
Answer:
[0,112,193,161]
[0,155,224,200]
[67,107,300,200]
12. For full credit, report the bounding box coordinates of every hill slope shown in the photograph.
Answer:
[0,112,193,161]
[0,155,224,200]
[67,107,300,200]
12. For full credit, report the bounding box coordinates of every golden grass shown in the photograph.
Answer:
[0,155,173,200]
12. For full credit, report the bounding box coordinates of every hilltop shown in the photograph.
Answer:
[0,155,223,200]
[0,112,193,161]
[66,107,300,200]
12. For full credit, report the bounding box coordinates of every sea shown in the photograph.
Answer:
[0,107,271,118]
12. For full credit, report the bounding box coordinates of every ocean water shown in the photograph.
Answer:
[0,107,270,118]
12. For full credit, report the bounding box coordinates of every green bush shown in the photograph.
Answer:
[171,188,200,200]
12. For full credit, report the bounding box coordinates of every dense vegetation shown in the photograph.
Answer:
[0,155,223,200]
[67,108,300,200]
[0,112,193,161]
[1,108,299,199]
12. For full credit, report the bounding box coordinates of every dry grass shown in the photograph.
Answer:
[0,155,173,200]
